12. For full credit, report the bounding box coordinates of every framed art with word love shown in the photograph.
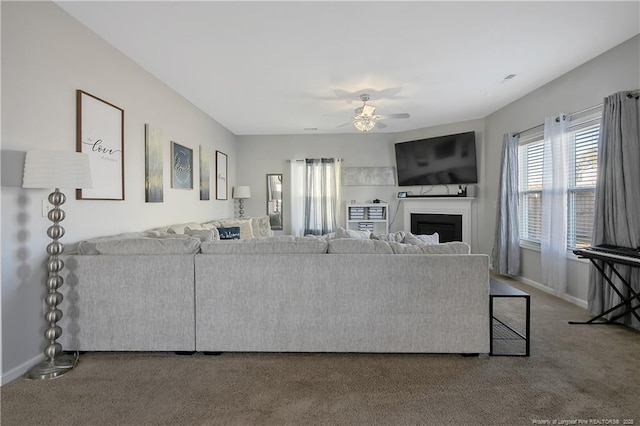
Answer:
[76,90,125,200]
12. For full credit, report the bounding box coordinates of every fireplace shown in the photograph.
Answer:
[411,213,462,242]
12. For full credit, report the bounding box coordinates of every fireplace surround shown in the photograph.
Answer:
[401,197,474,246]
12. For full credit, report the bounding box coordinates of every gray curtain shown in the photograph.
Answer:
[492,133,521,276]
[304,158,339,235]
[589,90,640,329]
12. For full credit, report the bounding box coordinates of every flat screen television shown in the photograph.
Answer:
[395,131,478,186]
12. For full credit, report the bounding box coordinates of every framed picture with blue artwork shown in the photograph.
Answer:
[171,141,193,190]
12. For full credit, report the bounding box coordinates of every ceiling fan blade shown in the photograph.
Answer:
[380,113,410,119]
[375,121,388,129]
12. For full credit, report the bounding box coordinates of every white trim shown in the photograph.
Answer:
[1,353,44,386]
[517,276,588,310]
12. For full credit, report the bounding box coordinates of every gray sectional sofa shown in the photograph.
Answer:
[59,219,491,355]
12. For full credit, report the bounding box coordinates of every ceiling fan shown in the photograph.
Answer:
[340,94,410,132]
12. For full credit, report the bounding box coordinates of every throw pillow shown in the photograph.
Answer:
[404,232,440,245]
[167,222,203,234]
[250,216,273,238]
[208,219,253,239]
[335,227,371,240]
[185,228,219,242]
[371,231,406,242]
[218,226,241,240]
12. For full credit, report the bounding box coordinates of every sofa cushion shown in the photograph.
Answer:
[388,241,471,254]
[200,235,328,254]
[371,231,406,242]
[327,238,394,254]
[335,227,371,240]
[92,236,201,255]
[404,232,440,245]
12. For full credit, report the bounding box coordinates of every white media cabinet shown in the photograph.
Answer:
[345,203,389,234]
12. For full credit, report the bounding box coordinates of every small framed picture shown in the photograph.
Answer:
[171,142,193,189]
[397,191,408,198]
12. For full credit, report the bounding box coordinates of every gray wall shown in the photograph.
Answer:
[482,35,640,303]
[1,1,236,382]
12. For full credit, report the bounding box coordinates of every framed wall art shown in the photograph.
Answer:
[199,145,210,200]
[145,124,164,202]
[216,150,227,200]
[171,142,193,190]
[76,90,125,200]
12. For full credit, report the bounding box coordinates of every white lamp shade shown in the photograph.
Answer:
[233,186,251,199]
[23,151,92,189]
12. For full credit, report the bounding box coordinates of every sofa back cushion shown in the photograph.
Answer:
[78,232,151,255]
[91,236,201,255]
[388,241,471,254]
[200,235,328,254]
[327,238,394,254]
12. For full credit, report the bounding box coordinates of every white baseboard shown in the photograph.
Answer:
[517,276,588,310]
[1,353,44,386]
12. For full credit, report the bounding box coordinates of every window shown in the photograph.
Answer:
[518,114,600,250]
[518,137,544,244]
[567,123,599,248]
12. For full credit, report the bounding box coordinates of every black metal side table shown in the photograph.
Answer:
[489,278,530,356]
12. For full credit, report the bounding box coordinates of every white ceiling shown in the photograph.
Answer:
[54,1,640,136]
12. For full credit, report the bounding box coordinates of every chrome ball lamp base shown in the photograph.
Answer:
[26,189,78,380]
[238,199,245,218]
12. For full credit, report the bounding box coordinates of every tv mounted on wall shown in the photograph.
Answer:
[394,131,478,186]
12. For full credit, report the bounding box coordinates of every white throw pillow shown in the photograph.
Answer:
[371,231,406,242]
[404,232,440,245]
[335,227,371,240]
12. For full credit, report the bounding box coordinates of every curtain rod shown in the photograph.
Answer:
[514,102,604,137]
[287,158,344,162]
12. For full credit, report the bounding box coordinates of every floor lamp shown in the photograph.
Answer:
[22,150,92,380]
[233,186,251,218]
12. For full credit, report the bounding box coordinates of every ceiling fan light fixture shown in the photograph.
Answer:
[353,115,376,132]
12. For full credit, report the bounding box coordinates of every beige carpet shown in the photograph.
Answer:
[2,278,640,425]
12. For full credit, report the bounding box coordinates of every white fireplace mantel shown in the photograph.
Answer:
[400,197,475,245]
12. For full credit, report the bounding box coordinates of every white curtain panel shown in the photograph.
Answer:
[289,158,342,236]
[289,160,305,236]
[541,115,569,293]
[304,158,341,235]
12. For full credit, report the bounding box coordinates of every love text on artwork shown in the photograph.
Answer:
[83,139,122,162]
